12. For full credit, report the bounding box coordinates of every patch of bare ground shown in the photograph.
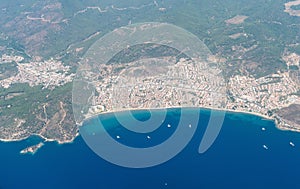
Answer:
[285,0,300,16]
[229,33,244,39]
[277,104,300,130]
[225,15,248,25]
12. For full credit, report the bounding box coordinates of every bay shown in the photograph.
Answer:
[1,108,300,189]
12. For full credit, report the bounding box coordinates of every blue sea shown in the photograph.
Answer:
[1,108,300,189]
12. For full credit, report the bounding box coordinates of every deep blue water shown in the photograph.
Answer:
[1,108,300,189]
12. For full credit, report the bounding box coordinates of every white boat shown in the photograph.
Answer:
[263,145,268,150]
[167,124,171,128]
[290,142,295,147]
[262,127,266,131]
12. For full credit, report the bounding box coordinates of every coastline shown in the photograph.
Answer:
[0,106,296,145]
[0,132,79,145]
[84,105,274,123]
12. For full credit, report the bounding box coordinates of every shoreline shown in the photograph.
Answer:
[84,105,274,122]
[0,132,79,144]
[0,106,297,145]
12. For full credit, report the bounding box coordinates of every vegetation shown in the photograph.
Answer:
[0,0,300,141]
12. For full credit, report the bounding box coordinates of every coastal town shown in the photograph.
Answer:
[81,54,299,132]
[0,49,299,149]
[228,71,299,130]
[85,57,227,117]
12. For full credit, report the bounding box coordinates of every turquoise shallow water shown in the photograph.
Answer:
[1,108,300,189]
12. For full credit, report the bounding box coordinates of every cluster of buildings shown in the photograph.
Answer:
[282,52,300,67]
[84,55,299,132]
[228,72,299,116]
[1,54,24,63]
[86,57,227,116]
[0,57,74,89]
